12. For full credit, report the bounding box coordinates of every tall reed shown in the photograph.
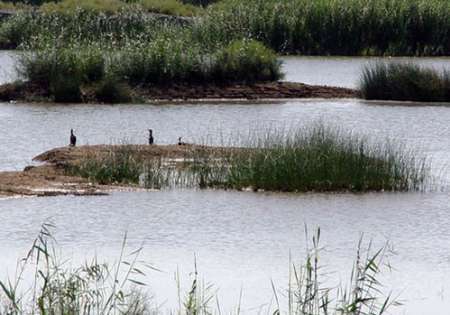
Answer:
[360,62,450,102]
[67,125,428,192]
[193,0,450,56]
[0,224,396,314]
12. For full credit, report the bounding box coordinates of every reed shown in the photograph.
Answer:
[0,224,395,314]
[67,125,428,192]
[194,0,450,56]
[223,125,427,192]
[360,62,450,102]
[16,37,282,101]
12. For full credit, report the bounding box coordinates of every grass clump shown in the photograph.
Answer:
[360,62,450,102]
[212,39,283,83]
[220,125,427,192]
[68,146,143,184]
[94,76,132,103]
[0,223,154,314]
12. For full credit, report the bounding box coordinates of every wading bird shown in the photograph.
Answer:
[70,129,76,147]
[148,129,154,145]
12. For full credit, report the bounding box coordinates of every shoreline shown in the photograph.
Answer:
[0,144,239,197]
[0,81,358,104]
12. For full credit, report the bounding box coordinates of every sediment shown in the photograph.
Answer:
[0,81,358,103]
[0,144,237,197]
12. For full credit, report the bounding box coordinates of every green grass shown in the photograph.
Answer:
[16,38,282,101]
[0,224,395,314]
[360,62,450,102]
[67,125,428,192]
[219,125,427,192]
[193,0,450,56]
[2,0,450,55]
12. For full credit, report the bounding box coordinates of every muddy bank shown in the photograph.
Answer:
[0,144,237,197]
[0,81,358,103]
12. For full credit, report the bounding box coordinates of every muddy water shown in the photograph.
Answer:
[1,52,450,314]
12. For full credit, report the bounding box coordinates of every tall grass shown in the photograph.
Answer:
[360,62,450,102]
[0,224,396,314]
[223,125,427,192]
[193,0,450,56]
[67,125,428,192]
[16,37,282,101]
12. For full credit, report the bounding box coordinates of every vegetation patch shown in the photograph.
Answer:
[360,62,450,102]
[194,0,450,56]
[67,126,428,192]
[0,224,396,314]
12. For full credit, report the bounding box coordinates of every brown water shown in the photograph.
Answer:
[1,53,450,314]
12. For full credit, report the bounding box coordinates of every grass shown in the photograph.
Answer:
[16,38,282,102]
[67,125,428,192]
[360,62,450,102]
[193,0,450,56]
[222,125,427,192]
[2,0,450,56]
[0,224,396,314]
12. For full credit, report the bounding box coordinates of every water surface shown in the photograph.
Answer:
[1,52,450,314]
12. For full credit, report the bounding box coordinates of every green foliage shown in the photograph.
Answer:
[94,76,132,103]
[69,146,142,184]
[67,126,428,193]
[194,0,450,56]
[213,39,283,83]
[360,62,450,102]
[221,125,427,192]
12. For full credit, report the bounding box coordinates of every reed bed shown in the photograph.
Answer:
[360,62,450,102]
[0,224,395,314]
[194,0,450,56]
[67,126,428,192]
[16,37,281,102]
[2,0,450,56]
[0,9,179,49]
[223,125,427,192]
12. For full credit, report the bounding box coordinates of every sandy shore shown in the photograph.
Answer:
[0,144,237,197]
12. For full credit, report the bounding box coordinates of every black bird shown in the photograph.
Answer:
[148,129,154,145]
[70,129,77,147]
[178,137,186,145]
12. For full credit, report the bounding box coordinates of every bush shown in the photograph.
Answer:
[94,76,132,103]
[213,39,283,83]
[360,62,450,102]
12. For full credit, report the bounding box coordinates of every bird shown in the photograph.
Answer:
[148,129,154,145]
[70,129,77,147]
[178,137,186,145]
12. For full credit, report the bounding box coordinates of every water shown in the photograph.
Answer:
[281,56,450,88]
[1,53,450,313]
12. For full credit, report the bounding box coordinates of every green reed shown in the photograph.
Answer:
[16,37,282,102]
[0,224,396,314]
[360,62,450,102]
[193,0,450,56]
[67,125,428,192]
[223,125,427,192]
